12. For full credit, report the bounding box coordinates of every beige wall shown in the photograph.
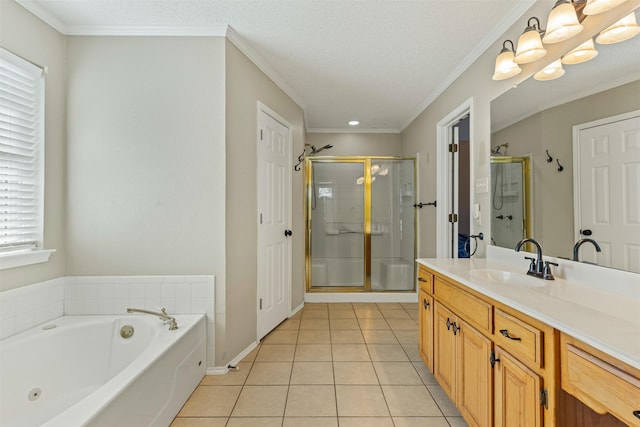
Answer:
[492,81,640,258]
[400,0,638,259]
[0,0,67,291]
[223,40,305,365]
[306,132,401,157]
[65,37,227,278]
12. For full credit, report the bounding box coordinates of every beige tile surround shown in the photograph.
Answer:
[172,302,468,427]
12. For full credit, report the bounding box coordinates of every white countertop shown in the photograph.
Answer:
[417,257,640,370]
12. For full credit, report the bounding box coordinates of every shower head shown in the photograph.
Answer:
[491,143,509,155]
[310,144,333,155]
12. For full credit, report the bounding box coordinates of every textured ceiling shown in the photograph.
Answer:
[16,0,536,132]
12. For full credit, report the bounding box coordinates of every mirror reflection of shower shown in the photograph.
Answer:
[490,155,530,249]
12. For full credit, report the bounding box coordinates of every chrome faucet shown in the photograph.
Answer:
[572,238,602,262]
[126,307,178,330]
[515,238,557,280]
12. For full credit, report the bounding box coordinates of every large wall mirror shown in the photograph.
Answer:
[490,23,640,274]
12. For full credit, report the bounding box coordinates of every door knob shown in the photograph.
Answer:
[580,229,593,236]
[284,229,293,237]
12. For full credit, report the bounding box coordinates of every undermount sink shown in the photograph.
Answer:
[469,268,547,288]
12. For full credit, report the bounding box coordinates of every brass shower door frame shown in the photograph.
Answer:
[490,155,532,249]
[304,156,417,293]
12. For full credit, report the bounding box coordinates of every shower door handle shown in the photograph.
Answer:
[284,229,293,237]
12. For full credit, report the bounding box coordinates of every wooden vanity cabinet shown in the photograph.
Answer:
[419,265,558,427]
[493,345,543,427]
[418,289,434,371]
[433,296,492,427]
[560,333,640,426]
[418,265,434,371]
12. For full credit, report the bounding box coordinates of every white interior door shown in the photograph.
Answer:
[575,112,640,272]
[257,107,292,340]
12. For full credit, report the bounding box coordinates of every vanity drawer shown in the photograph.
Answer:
[417,265,433,293]
[562,341,640,426]
[434,277,492,334]
[494,308,543,368]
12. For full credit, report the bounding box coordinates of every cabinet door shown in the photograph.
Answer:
[494,346,543,427]
[457,320,492,427]
[434,302,457,400]
[419,289,434,372]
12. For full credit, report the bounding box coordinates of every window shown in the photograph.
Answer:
[0,48,45,258]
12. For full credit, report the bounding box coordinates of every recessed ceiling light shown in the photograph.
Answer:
[348,120,360,126]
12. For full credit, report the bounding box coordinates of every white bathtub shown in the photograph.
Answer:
[0,314,206,427]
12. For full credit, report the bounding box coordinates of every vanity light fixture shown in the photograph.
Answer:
[348,120,360,126]
[492,40,522,80]
[543,0,584,44]
[562,38,598,63]
[533,59,566,80]
[583,0,626,15]
[514,17,548,64]
[595,12,640,44]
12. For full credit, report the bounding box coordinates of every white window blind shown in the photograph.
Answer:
[0,48,45,253]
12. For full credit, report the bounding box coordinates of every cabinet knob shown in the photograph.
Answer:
[499,329,522,341]
[634,410,640,419]
[423,299,430,309]
[446,318,452,330]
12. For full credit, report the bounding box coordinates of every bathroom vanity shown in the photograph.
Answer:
[417,257,640,427]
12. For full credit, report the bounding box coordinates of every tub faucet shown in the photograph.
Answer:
[572,238,602,262]
[515,238,556,280]
[126,307,178,330]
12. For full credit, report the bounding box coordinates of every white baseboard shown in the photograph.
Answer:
[304,292,418,303]
[206,340,260,376]
[290,302,304,317]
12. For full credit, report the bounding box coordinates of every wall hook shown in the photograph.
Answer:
[294,151,305,171]
[556,159,564,172]
[545,149,553,163]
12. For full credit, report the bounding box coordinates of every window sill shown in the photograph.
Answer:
[0,249,56,270]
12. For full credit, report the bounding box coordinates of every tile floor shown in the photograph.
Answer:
[171,302,469,427]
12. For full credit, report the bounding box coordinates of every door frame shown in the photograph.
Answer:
[256,101,293,340]
[436,98,474,258]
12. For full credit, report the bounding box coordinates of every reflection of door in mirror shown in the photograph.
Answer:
[574,112,640,273]
[490,156,531,250]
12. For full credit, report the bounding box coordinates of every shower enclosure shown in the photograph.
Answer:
[490,156,531,249]
[305,157,416,292]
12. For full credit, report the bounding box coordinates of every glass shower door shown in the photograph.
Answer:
[370,159,416,291]
[308,160,366,289]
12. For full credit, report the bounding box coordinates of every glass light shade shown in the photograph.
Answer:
[492,49,522,80]
[596,12,640,44]
[543,1,584,43]
[583,0,626,15]
[562,38,598,64]
[534,59,565,81]
[514,29,547,64]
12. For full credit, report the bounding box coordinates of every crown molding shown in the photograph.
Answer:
[63,25,229,36]
[224,27,306,111]
[15,1,229,36]
[15,0,69,34]
[400,0,538,132]
[14,1,306,115]
[306,128,401,134]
